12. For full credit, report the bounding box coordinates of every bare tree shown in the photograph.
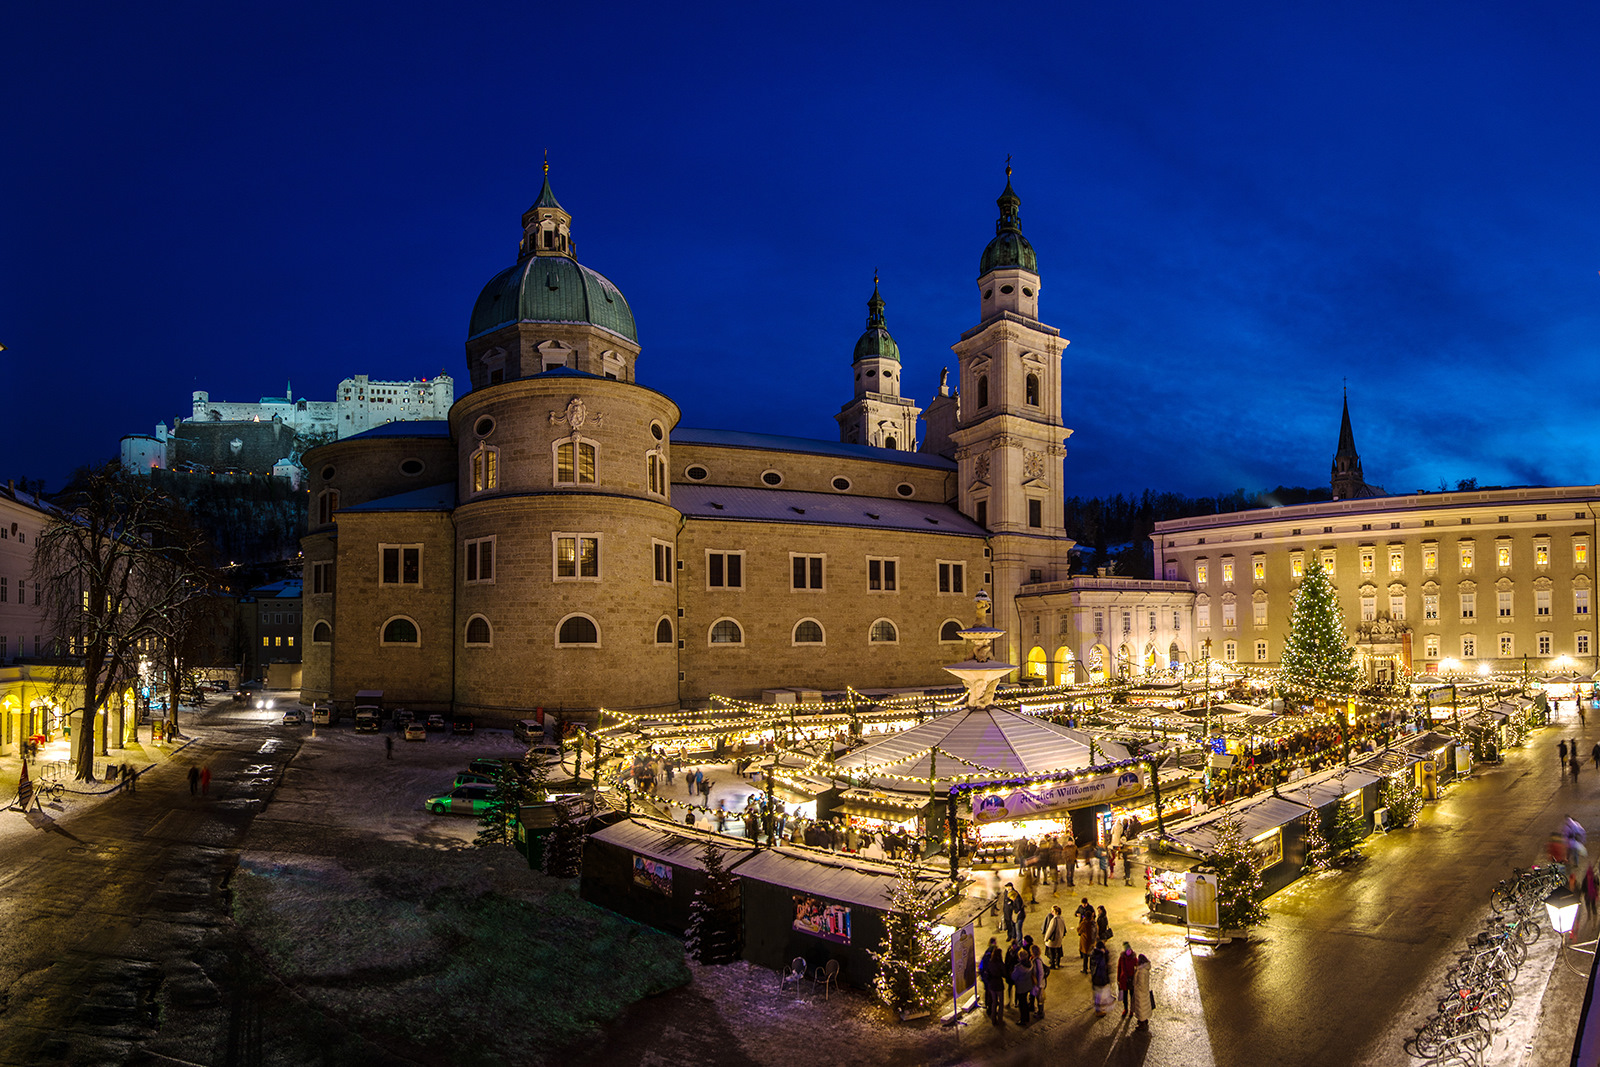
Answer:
[33,463,212,781]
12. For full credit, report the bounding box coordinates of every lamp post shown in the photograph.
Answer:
[1545,883,1597,975]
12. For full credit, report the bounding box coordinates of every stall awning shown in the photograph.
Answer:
[587,817,760,869]
[1164,795,1313,854]
[833,791,930,823]
[1359,748,1425,776]
[1406,731,1456,754]
[1280,768,1379,810]
[733,846,942,911]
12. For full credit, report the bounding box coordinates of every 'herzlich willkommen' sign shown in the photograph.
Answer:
[969,769,1145,824]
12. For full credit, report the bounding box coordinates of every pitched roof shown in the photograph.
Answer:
[832,706,1130,783]
[342,420,451,442]
[673,484,984,536]
[675,427,956,471]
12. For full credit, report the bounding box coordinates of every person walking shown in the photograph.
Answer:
[1097,845,1111,886]
[1002,884,1025,944]
[1077,898,1096,972]
[1582,702,1590,729]
[1117,941,1138,1017]
[1122,840,1140,886]
[385,735,394,759]
[1097,905,1113,946]
[1585,865,1599,926]
[1011,946,1035,1025]
[1030,943,1048,1018]
[200,765,211,796]
[1089,939,1113,1017]
[979,937,1006,1023]
[1131,953,1153,1030]
[699,775,713,806]
[1561,739,1570,775]
[1042,905,1066,970]
[187,765,200,796]
[1592,741,1600,773]
[1573,750,1583,783]
[1061,835,1079,888]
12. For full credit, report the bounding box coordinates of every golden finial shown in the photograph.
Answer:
[543,149,549,176]
[874,268,879,288]
[1005,153,1012,178]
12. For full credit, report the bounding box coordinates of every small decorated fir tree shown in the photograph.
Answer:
[1329,796,1366,860]
[1381,772,1423,829]
[474,765,526,849]
[1278,557,1359,705]
[685,843,741,964]
[870,859,951,1015]
[1301,809,1333,872]
[1209,809,1270,930]
[541,800,584,877]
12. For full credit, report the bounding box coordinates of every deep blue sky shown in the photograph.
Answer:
[5,2,1598,498]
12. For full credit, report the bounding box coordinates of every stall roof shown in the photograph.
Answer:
[1164,794,1313,853]
[831,705,1129,784]
[1406,731,1457,754]
[588,817,760,869]
[1359,747,1425,776]
[732,847,942,911]
[833,790,930,823]
[1280,768,1380,810]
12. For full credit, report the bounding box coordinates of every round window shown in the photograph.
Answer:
[866,370,876,377]
[320,465,335,481]
[832,477,851,492]
[474,416,495,438]
[1001,284,1014,295]
[1022,287,1034,297]
[650,422,664,441]
[983,289,993,299]
[400,459,424,476]
[761,471,783,487]
[686,465,708,481]
[896,483,915,498]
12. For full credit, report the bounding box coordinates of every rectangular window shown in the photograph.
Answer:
[274,636,282,647]
[1539,634,1552,656]
[1577,588,1591,615]
[1290,553,1304,579]
[464,538,495,584]
[1499,634,1514,657]
[867,557,898,592]
[1578,539,1590,565]
[1360,548,1375,576]
[938,561,965,594]
[1536,589,1551,616]
[471,445,499,493]
[556,440,597,485]
[1222,602,1236,629]
[1422,545,1438,572]
[1223,641,1237,663]
[379,544,422,586]
[1459,544,1474,571]
[555,534,601,580]
[653,541,674,585]
[311,561,333,595]
[1028,499,1042,528]
[1498,591,1513,618]
[1197,604,1210,629]
[1580,633,1591,656]
[1389,548,1404,574]
[1221,560,1235,583]
[1173,610,1181,630]
[1360,595,1376,621]
[1253,599,1267,625]
[706,551,744,590]
[1252,556,1265,581]
[1196,563,1208,584]
[262,636,270,647]
[1462,635,1476,658]
[1389,593,1406,619]
[1536,542,1550,566]
[975,500,987,528]
[791,554,825,590]
[1424,634,1440,658]
[1321,551,1336,576]
[1460,592,1475,619]
[0,577,7,603]
[1093,610,1104,634]
[647,452,666,495]
[1255,640,1268,661]
[1497,543,1512,568]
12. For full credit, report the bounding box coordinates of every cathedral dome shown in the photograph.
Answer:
[978,169,1038,276]
[851,279,900,364]
[467,257,638,344]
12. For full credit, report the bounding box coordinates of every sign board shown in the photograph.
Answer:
[951,922,977,1010]
[1186,871,1220,929]
[970,769,1145,825]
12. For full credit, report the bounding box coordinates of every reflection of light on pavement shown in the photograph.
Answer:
[1151,943,1218,1067]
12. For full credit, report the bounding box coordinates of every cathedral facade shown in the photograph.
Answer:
[299,168,1117,719]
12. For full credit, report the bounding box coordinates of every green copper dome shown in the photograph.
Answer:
[467,257,638,343]
[978,171,1038,276]
[851,279,899,364]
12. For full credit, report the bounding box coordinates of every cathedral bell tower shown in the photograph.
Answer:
[949,164,1074,639]
[836,277,921,450]
[519,157,575,261]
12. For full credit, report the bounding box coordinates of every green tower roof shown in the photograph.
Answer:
[978,167,1038,276]
[468,257,638,343]
[851,277,900,364]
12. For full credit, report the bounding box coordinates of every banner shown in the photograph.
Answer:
[1186,871,1219,929]
[969,769,1145,824]
[951,922,977,1009]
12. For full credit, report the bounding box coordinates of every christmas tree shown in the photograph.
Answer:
[474,765,527,849]
[869,859,951,1015]
[1329,796,1366,860]
[685,843,741,964]
[1380,772,1423,829]
[1208,810,1270,930]
[1278,557,1359,705]
[541,800,585,877]
[1301,809,1333,873]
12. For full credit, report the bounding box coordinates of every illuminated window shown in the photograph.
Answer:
[1290,553,1304,579]
[554,534,600,580]
[1223,641,1237,663]
[1460,592,1476,619]
[1422,545,1438,572]
[1196,563,1209,584]
[1497,544,1512,568]
[1222,602,1236,629]
[1255,640,1268,661]
[1252,557,1265,581]
[555,439,598,485]
[1462,634,1476,658]
[1577,539,1590,565]
[1221,561,1235,583]
[1500,634,1514,657]
[1459,544,1474,571]
[1197,604,1210,629]
[261,636,269,647]
[470,445,498,493]
[1389,548,1404,574]
[1536,542,1550,566]
[1424,634,1440,658]
[1360,549,1375,576]
[1321,551,1336,576]
[1580,633,1591,655]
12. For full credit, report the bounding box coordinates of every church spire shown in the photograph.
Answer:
[1331,388,1367,500]
[995,156,1022,237]
[519,155,574,261]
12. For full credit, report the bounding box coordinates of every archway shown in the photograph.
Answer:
[1052,646,1075,685]
[1026,646,1048,679]
[1169,641,1181,670]
[1087,644,1109,683]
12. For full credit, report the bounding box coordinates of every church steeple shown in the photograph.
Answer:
[519,155,575,261]
[1331,389,1366,500]
[837,275,919,450]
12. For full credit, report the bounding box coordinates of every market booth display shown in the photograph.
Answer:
[580,818,759,935]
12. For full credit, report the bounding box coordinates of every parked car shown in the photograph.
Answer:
[353,707,381,733]
[395,709,415,731]
[404,721,427,741]
[512,719,542,743]
[240,680,264,691]
[424,783,495,815]
[281,708,305,726]
[451,717,475,735]
[425,714,447,732]
[452,772,495,788]
[468,757,526,779]
[527,742,562,765]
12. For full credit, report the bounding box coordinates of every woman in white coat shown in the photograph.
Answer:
[1131,953,1153,1030]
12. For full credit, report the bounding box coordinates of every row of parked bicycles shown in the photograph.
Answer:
[1405,863,1566,1065]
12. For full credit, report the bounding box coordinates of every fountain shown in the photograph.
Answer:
[943,590,1017,708]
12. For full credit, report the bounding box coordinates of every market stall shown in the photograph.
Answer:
[1149,793,1316,921]
[580,817,760,935]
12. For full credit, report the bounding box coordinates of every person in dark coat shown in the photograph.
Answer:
[1561,739,1570,774]
[1011,948,1035,1024]
[978,937,1007,1023]
[1002,939,1021,1008]
[187,766,200,796]
[1089,940,1113,1017]
[1002,885,1025,944]
[1117,941,1138,1016]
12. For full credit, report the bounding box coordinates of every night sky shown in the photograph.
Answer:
[5,2,1598,499]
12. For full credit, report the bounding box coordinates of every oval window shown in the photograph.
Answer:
[400,459,424,476]
[1022,287,1034,297]
[832,477,851,492]
[761,471,783,487]
[650,422,664,441]
[896,483,915,498]
[1001,284,1014,295]
[474,416,495,438]
[686,465,708,481]
[320,465,335,481]
[983,289,993,299]
[866,370,876,377]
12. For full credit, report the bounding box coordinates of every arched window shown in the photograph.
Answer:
[312,621,332,644]
[1025,373,1039,406]
[793,619,824,645]
[554,438,598,485]
[655,618,674,644]
[977,375,989,408]
[870,619,898,643]
[646,450,667,495]
[471,444,498,493]
[317,489,340,525]
[939,620,963,642]
[465,615,492,646]
[557,614,599,646]
[381,617,419,645]
[884,436,897,450]
[710,618,743,645]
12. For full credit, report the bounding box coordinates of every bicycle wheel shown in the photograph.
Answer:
[1490,885,1514,914]
[1516,918,1542,944]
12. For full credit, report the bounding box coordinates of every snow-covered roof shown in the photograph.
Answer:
[588,818,758,869]
[732,846,942,911]
[831,706,1129,784]
[340,482,456,513]
[675,427,956,471]
[1163,794,1313,852]
[674,484,985,536]
[1280,767,1379,811]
